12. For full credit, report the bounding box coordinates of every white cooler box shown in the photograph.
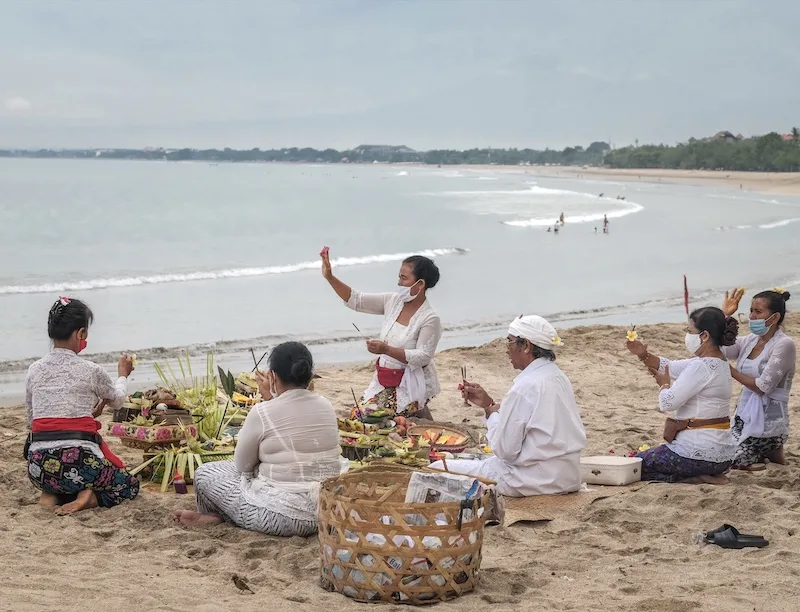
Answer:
[580,456,643,486]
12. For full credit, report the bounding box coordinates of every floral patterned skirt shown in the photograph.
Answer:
[637,444,732,483]
[27,446,140,508]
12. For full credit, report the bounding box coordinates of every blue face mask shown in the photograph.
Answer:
[749,315,775,337]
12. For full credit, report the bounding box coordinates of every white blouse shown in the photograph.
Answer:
[346,289,442,411]
[657,356,736,463]
[25,349,128,458]
[723,330,795,438]
[234,389,346,521]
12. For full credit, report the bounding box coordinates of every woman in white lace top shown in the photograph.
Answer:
[320,248,442,419]
[626,307,738,483]
[25,297,137,515]
[174,342,346,535]
[722,288,795,469]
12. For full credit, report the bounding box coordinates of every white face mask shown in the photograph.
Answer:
[396,280,423,303]
[685,332,702,356]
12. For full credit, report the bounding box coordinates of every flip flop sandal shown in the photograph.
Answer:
[703,524,769,549]
[732,463,767,472]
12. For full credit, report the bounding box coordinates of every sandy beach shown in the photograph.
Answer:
[525,166,800,196]
[1,315,798,612]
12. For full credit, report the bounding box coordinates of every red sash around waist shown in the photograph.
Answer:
[32,416,125,469]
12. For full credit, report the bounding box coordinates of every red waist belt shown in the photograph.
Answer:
[31,416,125,469]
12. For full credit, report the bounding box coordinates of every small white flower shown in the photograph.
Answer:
[28,463,42,478]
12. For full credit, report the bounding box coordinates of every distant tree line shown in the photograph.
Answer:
[605,130,800,172]
[0,141,612,166]
[2,131,799,171]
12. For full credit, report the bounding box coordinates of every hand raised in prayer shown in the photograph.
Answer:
[625,339,648,358]
[722,287,745,317]
[118,354,134,378]
[366,340,389,355]
[320,246,333,281]
[255,370,274,401]
[462,381,493,410]
[648,364,670,388]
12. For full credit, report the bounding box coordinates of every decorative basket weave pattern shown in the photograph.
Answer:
[318,468,490,605]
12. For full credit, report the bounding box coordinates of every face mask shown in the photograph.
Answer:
[749,315,775,337]
[396,280,423,303]
[685,333,702,356]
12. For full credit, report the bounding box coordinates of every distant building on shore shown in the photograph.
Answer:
[354,144,417,155]
[704,131,741,143]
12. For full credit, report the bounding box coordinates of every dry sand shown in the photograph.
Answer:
[1,316,798,612]
[524,166,800,196]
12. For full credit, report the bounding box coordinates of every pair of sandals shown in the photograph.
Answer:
[703,524,769,549]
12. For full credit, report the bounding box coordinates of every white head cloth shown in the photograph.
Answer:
[508,315,563,351]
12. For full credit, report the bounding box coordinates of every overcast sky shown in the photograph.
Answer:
[1,0,798,150]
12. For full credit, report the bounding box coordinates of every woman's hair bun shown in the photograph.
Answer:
[722,316,739,347]
[782,291,791,302]
[290,358,312,382]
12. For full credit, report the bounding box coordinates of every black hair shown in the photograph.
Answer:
[515,337,556,361]
[753,290,791,325]
[48,298,94,341]
[268,341,314,388]
[689,306,738,347]
[402,255,440,289]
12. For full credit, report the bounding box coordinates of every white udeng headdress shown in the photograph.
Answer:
[508,315,563,350]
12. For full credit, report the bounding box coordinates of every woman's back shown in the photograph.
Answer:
[27,349,107,422]
[234,389,341,485]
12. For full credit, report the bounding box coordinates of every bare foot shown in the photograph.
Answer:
[765,445,786,465]
[39,492,59,509]
[174,509,223,526]
[54,489,98,515]
[681,474,730,485]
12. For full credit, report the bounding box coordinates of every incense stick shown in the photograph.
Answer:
[250,350,269,373]
[352,323,367,339]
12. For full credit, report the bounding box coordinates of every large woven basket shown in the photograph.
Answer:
[318,467,492,604]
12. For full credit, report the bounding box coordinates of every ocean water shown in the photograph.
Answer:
[1,158,799,372]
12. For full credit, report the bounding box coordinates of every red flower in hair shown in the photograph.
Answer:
[59,296,71,306]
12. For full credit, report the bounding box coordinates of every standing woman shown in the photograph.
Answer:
[25,297,138,514]
[721,288,795,469]
[320,248,442,419]
[626,307,738,484]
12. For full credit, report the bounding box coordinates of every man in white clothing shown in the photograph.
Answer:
[431,315,587,496]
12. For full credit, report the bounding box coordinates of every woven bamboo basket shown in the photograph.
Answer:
[318,467,492,604]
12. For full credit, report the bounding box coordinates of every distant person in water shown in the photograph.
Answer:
[559,212,565,225]
[553,225,559,234]
[547,227,552,233]
[603,215,609,233]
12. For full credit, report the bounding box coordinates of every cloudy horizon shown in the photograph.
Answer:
[1,0,799,151]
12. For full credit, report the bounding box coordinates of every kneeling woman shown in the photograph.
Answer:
[176,342,346,536]
[26,297,138,514]
[626,307,738,483]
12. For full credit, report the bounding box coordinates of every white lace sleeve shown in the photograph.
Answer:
[346,290,391,315]
[25,369,33,428]
[90,365,127,410]
[659,357,693,379]
[756,336,796,395]
[722,336,745,361]
[658,360,709,413]
[234,406,265,474]
[405,315,443,368]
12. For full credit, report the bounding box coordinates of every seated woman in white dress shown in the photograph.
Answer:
[174,342,346,535]
[431,315,587,497]
[626,307,738,484]
[721,288,795,469]
[320,247,442,420]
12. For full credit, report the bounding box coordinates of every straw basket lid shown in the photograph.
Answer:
[317,466,494,605]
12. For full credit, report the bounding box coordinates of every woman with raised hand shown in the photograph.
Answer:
[320,247,442,420]
[26,297,138,514]
[721,288,795,469]
[626,307,738,484]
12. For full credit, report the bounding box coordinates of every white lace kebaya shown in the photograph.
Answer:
[657,356,737,463]
[346,289,442,413]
